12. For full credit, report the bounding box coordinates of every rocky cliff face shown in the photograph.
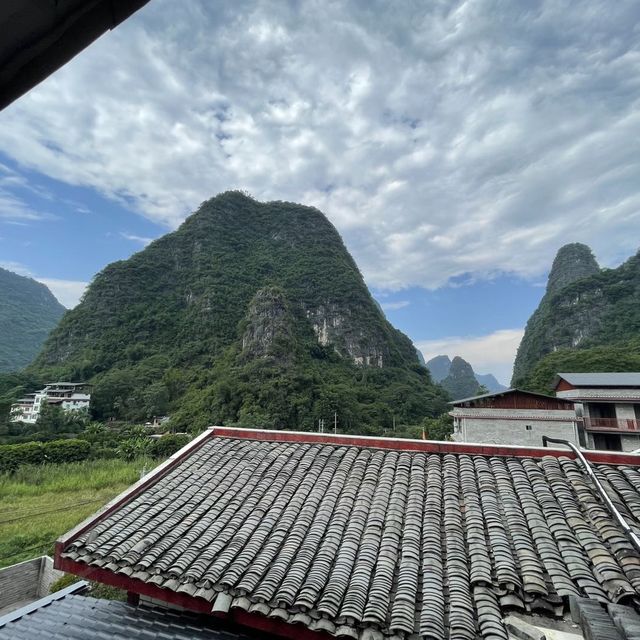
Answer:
[513,244,640,387]
[546,243,600,296]
[31,191,447,429]
[241,287,293,360]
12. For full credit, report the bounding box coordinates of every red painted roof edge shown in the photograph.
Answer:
[56,556,325,640]
[209,426,640,465]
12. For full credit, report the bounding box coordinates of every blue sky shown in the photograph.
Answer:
[2,0,640,384]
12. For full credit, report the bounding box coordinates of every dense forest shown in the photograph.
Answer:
[0,268,65,372]
[22,192,448,432]
[514,243,640,391]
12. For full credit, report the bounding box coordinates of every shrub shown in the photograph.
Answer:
[148,434,190,458]
[0,439,91,473]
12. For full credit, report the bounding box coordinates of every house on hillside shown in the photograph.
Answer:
[10,382,91,424]
[554,372,640,452]
[19,427,638,640]
[449,388,579,446]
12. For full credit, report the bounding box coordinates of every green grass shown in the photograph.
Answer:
[0,457,155,568]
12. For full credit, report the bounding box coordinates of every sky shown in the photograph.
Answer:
[1,0,640,385]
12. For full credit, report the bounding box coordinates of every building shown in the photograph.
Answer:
[10,382,91,424]
[449,388,579,446]
[50,426,640,640]
[554,372,640,452]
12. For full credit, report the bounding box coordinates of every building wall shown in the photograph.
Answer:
[0,557,64,612]
[615,404,637,421]
[450,409,578,446]
[619,434,640,452]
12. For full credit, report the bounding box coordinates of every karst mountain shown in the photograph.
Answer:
[30,191,448,430]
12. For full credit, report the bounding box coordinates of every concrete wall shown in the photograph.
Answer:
[0,556,64,613]
[615,404,637,421]
[620,434,640,453]
[455,417,578,447]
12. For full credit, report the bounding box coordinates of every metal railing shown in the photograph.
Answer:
[542,436,640,554]
[583,417,640,432]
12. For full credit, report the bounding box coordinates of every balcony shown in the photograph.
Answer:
[583,417,640,433]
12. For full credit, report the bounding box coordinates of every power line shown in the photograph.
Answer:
[0,540,55,563]
[0,498,103,525]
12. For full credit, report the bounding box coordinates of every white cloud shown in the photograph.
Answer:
[36,278,88,309]
[417,328,525,386]
[0,260,32,276]
[380,300,410,311]
[120,232,154,246]
[1,1,640,288]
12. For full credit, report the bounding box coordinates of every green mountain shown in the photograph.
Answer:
[437,356,484,400]
[30,191,448,431]
[0,267,65,372]
[426,354,506,395]
[513,243,640,391]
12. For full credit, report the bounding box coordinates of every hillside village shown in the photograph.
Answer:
[3,3,640,640]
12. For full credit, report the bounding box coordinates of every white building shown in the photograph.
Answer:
[449,388,579,446]
[10,382,91,424]
[554,372,640,452]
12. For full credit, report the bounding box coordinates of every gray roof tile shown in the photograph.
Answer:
[0,594,253,640]
[61,436,640,639]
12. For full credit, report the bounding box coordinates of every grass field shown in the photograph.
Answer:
[0,457,155,569]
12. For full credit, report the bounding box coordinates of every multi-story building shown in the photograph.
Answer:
[449,388,579,446]
[554,372,640,452]
[10,382,91,424]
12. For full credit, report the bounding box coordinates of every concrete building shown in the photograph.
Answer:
[10,382,91,424]
[554,372,640,452]
[449,388,579,446]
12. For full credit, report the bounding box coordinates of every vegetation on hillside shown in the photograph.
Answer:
[0,268,65,372]
[25,192,448,432]
[439,356,484,400]
[518,339,640,394]
[513,245,640,386]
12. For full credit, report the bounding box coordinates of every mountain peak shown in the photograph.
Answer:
[30,193,448,430]
[546,243,600,296]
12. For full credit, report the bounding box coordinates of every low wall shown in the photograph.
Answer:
[0,556,64,614]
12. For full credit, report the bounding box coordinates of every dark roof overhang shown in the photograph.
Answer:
[0,0,151,111]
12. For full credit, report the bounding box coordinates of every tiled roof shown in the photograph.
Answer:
[0,593,253,640]
[60,435,640,640]
[557,373,640,387]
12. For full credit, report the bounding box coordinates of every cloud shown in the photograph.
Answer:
[0,260,32,276]
[120,232,154,246]
[1,1,640,288]
[380,300,410,311]
[36,278,88,308]
[417,328,525,386]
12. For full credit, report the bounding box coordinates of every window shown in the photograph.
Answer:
[525,425,532,431]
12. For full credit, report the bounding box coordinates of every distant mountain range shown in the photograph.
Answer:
[426,354,507,400]
[0,267,66,372]
[513,243,640,392]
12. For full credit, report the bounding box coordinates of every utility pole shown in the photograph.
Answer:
[334,411,337,434]
[393,415,396,431]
